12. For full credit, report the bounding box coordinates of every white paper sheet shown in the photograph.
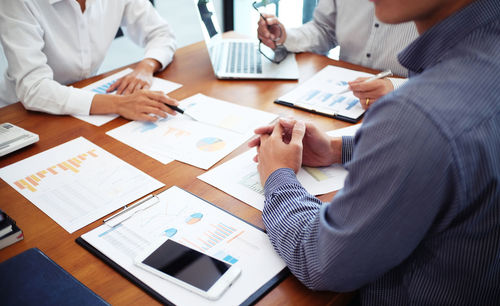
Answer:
[81,186,286,306]
[106,94,278,169]
[0,137,164,233]
[198,124,362,211]
[73,68,183,126]
[277,66,372,120]
[180,94,278,134]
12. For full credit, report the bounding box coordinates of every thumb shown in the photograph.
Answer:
[290,121,306,145]
[271,120,283,138]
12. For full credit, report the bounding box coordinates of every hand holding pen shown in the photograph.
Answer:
[338,70,394,109]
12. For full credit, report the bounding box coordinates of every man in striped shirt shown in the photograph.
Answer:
[250,0,500,304]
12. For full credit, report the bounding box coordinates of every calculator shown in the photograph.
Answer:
[0,123,39,157]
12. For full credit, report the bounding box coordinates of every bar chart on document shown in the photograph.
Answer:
[82,187,286,306]
[73,68,182,126]
[96,187,265,266]
[277,65,372,119]
[0,137,164,233]
[106,94,278,169]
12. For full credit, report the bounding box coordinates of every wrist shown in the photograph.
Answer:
[138,58,161,74]
[90,94,120,115]
[330,137,343,164]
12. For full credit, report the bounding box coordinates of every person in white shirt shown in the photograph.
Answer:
[0,0,179,121]
[257,0,418,108]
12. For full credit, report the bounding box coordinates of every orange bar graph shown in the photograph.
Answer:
[62,161,78,173]
[37,170,48,178]
[47,166,58,175]
[16,179,36,192]
[25,176,38,186]
[14,181,25,190]
[13,148,99,193]
[68,159,80,168]
[87,149,98,157]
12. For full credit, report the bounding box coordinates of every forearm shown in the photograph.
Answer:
[263,168,326,289]
[124,0,176,69]
[283,0,337,54]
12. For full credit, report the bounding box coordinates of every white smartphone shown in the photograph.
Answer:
[135,238,241,300]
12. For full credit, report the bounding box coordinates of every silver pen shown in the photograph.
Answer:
[336,69,393,95]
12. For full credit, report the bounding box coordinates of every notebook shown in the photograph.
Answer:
[0,248,109,306]
[193,0,299,80]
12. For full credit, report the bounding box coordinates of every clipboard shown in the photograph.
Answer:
[274,65,375,123]
[274,100,363,123]
[76,186,289,306]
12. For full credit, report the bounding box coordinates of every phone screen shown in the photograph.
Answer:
[141,239,231,291]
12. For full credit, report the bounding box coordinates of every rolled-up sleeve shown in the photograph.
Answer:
[121,0,176,69]
[283,0,338,54]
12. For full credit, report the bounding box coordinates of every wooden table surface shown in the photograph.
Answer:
[0,39,378,305]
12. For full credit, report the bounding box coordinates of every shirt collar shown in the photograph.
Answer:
[49,0,97,6]
[399,0,500,75]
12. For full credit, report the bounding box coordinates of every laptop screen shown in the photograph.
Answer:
[195,0,222,44]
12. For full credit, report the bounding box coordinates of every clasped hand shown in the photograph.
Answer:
[248,118,341,184]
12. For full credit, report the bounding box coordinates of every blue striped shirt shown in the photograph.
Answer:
[262,0,500,304]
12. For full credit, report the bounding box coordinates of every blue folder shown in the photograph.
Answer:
[0,248,109,306]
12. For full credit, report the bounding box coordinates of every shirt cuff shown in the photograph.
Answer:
[264,168,300,197]
[65,88,96,115]
[388,77,408,90]
[342,136,354,164]
[282,29,303,53]
[144,48,174,70]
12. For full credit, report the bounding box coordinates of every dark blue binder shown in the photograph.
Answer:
[0,248,109,306]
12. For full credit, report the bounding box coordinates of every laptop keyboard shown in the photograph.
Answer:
[226,42,262,74]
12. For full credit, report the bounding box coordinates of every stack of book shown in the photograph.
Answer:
[0,209,23,249]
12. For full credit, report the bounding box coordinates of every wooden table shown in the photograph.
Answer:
[0,39,378,305]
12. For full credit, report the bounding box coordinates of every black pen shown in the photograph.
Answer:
[166,104,184,114]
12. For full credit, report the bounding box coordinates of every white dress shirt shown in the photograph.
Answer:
[283,0,418,86]
[0,0,176,114]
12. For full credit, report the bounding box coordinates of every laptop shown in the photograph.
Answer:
[193,0,299,80]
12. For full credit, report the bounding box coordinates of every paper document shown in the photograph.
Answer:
[80,186,286,306]
[107,94,278,169]
[73,68,182,126]
[327,123,362,137]
[275,66,373,122]
[179,94,278,134]
[0,137,164,233]
[198,124,362,211]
